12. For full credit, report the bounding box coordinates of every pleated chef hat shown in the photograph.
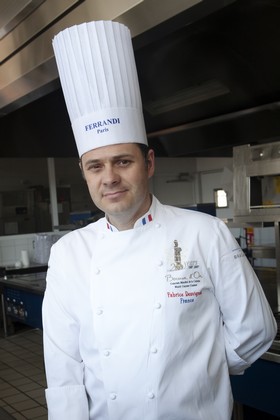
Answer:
[52,21,147,156]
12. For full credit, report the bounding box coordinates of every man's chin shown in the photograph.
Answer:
[103,201,130,216]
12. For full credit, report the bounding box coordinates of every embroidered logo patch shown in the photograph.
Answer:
[165,239,203,303]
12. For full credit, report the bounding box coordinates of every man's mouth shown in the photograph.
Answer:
[103,189,127,199]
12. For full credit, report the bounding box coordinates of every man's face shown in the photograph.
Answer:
[80,143,155,229]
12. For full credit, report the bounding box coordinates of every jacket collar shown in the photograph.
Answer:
[105,195,156,232]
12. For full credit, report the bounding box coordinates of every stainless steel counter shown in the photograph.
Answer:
[0,273,46,295]
[0,272,46,337]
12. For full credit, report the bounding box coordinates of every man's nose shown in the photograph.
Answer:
[102,166,120,185]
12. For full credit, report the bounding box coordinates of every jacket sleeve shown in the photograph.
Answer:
[209,220,277,375]
[42,242,90,419]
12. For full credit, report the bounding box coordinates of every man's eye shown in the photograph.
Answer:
[118,160,130,166]
[87,164,102,171]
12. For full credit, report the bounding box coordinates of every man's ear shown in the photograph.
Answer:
[79,159,86,180]
[147,149,155,178]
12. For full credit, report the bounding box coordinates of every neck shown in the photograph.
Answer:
[107,194,152,231]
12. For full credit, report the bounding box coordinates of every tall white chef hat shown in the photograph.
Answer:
[52,21,148,157]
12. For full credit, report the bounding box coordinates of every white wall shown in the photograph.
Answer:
[196,157,233,220]
[152,157,197,206]
[153,157,234,221]
[0,231,66,267]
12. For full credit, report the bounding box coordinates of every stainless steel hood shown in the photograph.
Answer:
[0,0,205,115]
[0,0,45,39]
[1,0,280,158]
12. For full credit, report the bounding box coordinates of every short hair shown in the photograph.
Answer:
[135,143,150,162]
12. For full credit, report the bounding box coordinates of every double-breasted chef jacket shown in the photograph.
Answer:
[43,196,276,420]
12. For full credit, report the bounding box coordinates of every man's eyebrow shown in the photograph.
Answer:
[84,154,134,166]
[112,153,135,160]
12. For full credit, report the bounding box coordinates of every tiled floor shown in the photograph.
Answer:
[0,328,47,419]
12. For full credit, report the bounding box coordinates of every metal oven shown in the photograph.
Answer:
[233,142,280,360]
[233,141,280,222]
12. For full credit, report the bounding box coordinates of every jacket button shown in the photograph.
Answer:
[147,392,155,399]
[96,308,103,315]
[158,260,163,266]
[110,393,117,400]
[151,346,158,354]
[155,223,161,229]
[103,350,110,357]
[155,302,161,309]
[95,268,100,275]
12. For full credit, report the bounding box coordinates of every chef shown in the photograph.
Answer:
[42,21,277,420]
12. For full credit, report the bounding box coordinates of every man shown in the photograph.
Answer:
[42,21,276,420]
[80,143,154,231]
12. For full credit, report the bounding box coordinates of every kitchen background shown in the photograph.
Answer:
[0,155,275,268]
[1,0,280,418]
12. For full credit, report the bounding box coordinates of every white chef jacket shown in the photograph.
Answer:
[42,196,276,420]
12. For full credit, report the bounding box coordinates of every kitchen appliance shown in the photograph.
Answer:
[233,142,280,363]
[233,141,280,222]
[0,265,47,337]
[231,148,280,417]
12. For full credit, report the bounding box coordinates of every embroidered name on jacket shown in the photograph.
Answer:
[167,290,203,304]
